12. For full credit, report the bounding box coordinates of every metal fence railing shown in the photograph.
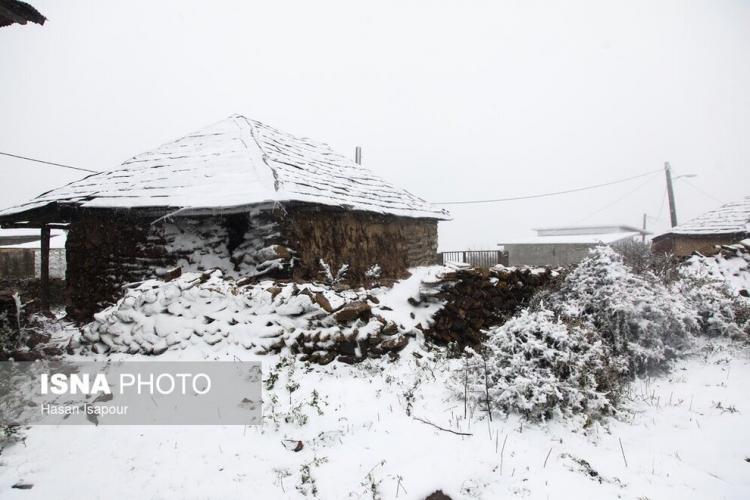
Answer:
[438,250,509,268]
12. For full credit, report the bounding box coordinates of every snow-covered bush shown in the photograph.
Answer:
[460,245,750,423]
[365,264,382,279]
[552,246,698,374]
[319,259,349,285]
[469,309,617,421]
[673,274,743,338]
[612,239,679,283]
[676,247,750,338]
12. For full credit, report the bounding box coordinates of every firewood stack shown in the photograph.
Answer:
[422,264,563,348]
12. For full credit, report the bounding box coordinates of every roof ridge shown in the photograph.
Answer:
[229,115,281,193]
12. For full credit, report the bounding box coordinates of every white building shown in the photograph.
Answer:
[499,225,648,267]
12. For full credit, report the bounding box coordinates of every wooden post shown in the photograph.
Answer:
[40,225,50,311]
[665,162,678,227]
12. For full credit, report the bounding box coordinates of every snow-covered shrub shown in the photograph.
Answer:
[552,246,697,375]
[319,259,349,285]
[677,248,750,338]
[365,264,382,279]
[470,308,617,421]
[612,239,679,283]
[673,274,743,338]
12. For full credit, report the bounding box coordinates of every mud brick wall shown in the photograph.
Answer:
[652,233,747,257]
[282,206,439,282]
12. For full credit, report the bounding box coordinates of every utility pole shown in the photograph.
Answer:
[642,213,647,243]
[354,146,362,165]
[664,162,678,227]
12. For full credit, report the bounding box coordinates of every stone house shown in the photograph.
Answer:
[651,196,749,256]
[0,115,449,319]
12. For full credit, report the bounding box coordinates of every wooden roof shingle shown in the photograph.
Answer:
[0,115,450,221]
[655,196,750,238]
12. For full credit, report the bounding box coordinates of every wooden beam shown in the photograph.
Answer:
[0,223,70,230]
[40,226,50,311]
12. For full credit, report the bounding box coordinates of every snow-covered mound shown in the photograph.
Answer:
[77,268,446,362]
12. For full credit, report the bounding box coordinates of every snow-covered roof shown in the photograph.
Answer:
[0,115,450,221]
[499,231,643,246]
[533,225,647,237]
[656,196,750,238]
[0,228,67,249]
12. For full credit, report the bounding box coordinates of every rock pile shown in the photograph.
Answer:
[77,270,414,364]
[421,264,562,348]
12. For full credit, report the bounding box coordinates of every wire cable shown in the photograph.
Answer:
[575,172,661,223]
[654,185,668,222]
[682,178,724,205]
[435,168,662,205]
[0,151,99,174]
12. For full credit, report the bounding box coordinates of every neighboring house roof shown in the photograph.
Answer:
[654,196,750,239]
[533,225,647,237]
[0,115,450,222]
[500,231,643,246]
[0,0,45,27]
[0,228,66,249]
[499,224,647,246]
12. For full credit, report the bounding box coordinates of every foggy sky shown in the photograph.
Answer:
[1,0,748,250]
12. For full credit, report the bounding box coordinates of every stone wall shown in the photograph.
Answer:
[65,210,290,320]
[64,206,440,320]
[65,212,159,320]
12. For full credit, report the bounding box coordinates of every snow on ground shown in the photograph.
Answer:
[1,261,749,499]
[0,336,747,499]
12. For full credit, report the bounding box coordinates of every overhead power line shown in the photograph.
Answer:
[576,172,660,223]
[435,168,663,205]
[0,151,99,174]
[682,178,724,205]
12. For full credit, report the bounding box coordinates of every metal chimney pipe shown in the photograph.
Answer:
[355,146,362,165]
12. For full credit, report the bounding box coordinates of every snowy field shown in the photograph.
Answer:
[1,246,749,500]
[0,338,747,499]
